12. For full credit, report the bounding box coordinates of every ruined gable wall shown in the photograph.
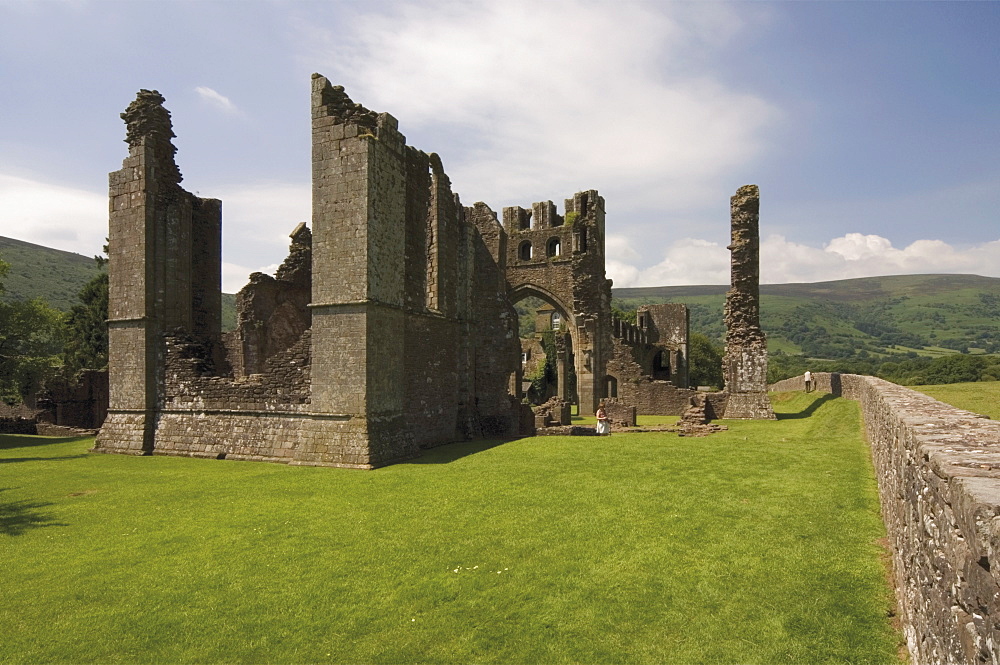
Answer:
[772,373,1000,664]
[606,336,697,415]
[640,303,690,388]
[98,78,518,468]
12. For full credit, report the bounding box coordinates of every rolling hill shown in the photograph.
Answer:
[613,274,1000,359]
[0,236,102,310]
[0,235,237,329]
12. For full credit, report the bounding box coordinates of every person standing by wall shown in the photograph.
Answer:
[804,370,813,393]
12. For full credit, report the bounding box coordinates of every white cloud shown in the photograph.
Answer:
[609,232,1000,288]
[211,181,310,290]
[0,172,306,292]
[195,86,239,114]
[297,0,779,212]
[0,173,106,256]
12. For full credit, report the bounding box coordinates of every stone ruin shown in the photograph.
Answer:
[91,76,774,466]
[93,75,618,467]
[722,185,775,419]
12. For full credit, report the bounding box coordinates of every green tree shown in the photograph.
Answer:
[688,332,723,390]
[0,257,64,404]
[62,250,109,373]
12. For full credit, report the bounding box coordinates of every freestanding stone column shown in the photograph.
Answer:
[722,185,776,419]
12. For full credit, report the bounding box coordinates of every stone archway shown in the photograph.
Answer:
[501,190,612,416]
[511,284,577,406]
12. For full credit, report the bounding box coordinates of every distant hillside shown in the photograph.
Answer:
[0,236,102,311]
[0,235,237,329]
[614,274,1000,360]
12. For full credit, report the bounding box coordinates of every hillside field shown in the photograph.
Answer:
[615,274,1000,359]
[911,380,1000,420]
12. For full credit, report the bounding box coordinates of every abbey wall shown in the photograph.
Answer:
[94,73,626,466]
[94,77,521,468]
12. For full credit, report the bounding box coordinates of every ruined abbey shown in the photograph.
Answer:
[93,73,772,467]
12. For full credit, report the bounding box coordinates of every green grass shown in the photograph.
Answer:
[911,380,1000,420]
[1,395,901,664]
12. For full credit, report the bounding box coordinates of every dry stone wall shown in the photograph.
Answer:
[772,372,1000,664]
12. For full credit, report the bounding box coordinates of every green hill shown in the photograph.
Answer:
[0,236,101,311]
[614,274,1000,360]
[0,235,237,329]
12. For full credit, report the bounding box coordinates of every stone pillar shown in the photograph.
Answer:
[555,333,569,401]
[307,74,416,467]
[722,185,776,419]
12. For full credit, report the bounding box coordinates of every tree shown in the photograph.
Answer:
[688,332,723,390]
[0,257,64,404]
[62,250,109,373]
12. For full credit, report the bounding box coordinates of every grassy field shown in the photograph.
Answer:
[911,380,1000,419]
[1,393,901,664]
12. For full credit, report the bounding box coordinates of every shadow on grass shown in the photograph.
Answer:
[0,489,66,536]
[0,435,91,450]
[404,438,517,465]
[0,455,88,465]
[776,393,836,420]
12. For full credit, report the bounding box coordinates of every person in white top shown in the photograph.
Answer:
[804,370,813,393]
[596,402,610,435]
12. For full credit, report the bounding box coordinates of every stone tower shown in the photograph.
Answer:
[498,192,613,415]
[96,90,222,453]
[722,184,775,419]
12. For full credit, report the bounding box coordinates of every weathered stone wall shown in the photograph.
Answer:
[97,89,223,455]
[96,77,519,469]
[772,372,1000,664]
[607,336,700,415]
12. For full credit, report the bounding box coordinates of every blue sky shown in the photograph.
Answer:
[1,0,997,291]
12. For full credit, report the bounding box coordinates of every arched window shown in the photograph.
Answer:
[518,241,533,261]
[551,311,562,330]
[547,237,561,257]
[606,375,618,398]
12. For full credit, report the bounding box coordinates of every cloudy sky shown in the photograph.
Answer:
[1,0,997,292]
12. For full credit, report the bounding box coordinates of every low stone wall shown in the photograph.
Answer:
[0,417,37,434]
[772,372,1000,664]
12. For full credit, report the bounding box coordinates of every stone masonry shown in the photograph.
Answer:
[94,76,521,468]
[605,303,706,416]
[722,185,775,419]
[499,192,613,415]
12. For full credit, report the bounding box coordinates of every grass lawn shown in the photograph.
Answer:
[1,392,901,664]
[911,380,1000,420]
